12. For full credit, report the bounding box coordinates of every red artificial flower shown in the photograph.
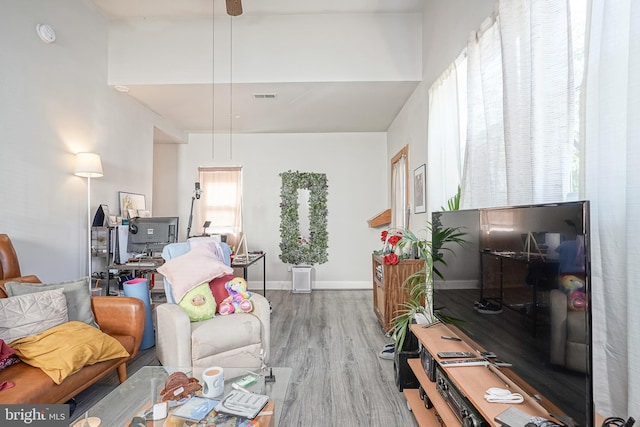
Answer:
[387,235,401,246]
[380,230,388,242]
[383,252,399,265]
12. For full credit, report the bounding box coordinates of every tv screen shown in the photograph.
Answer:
[127,217,179,256]
[433,201,592,427]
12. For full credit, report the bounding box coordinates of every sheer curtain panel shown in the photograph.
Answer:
[391,154,407,229]
[427,52,467,210]
[462,1,575,209]
[461,13,506,209]
[584,0,640,418]
[197,167,243,249]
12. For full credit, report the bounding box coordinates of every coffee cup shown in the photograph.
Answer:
[202,366,224,398]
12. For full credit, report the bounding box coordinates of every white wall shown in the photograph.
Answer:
[0,0,181,282]
[108,13,422,85]
[153,132,389,290]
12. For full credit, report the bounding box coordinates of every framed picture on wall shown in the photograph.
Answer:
[413,164,427,214]
[119,192,146,219]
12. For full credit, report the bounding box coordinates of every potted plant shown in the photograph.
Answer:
[389,187,466,351]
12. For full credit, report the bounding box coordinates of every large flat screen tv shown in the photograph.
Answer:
[127,216,179,256]
[433,201,592,427]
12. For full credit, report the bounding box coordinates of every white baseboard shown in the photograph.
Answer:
[247,280,371,292]
[433,279,479,290]
[156,279,373,294]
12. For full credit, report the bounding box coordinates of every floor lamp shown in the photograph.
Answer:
[74,153,103,283]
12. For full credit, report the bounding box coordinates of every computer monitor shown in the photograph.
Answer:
[127,216,179,256]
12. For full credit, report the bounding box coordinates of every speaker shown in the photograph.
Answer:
[420,347,437,382]
[394,348,420,391]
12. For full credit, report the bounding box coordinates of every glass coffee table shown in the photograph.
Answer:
[70,366,290,427]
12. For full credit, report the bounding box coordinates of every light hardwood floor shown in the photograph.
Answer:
[72,290,419,426]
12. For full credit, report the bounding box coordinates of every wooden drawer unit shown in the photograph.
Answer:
[372,254,423,332]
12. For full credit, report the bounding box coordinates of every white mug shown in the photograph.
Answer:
[202,366,224,398]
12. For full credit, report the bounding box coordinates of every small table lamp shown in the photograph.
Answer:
[75,153,103,281]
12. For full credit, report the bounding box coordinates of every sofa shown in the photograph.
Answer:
[0,234,146,404]
[155,239,270,379]
[549,288,588,373]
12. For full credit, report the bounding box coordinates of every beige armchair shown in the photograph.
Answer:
[549,289,587,373]
[154,241,270,378]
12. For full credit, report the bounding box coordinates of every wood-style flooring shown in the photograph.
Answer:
[71,290,418,426]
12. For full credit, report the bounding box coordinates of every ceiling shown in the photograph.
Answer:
[91,0,425,136]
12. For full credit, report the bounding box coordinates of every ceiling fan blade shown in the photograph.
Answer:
[226,0,243,16]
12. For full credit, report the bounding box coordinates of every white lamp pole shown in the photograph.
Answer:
[74,153,103,283]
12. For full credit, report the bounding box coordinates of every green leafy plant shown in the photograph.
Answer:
[390,187,467,351]
[278,171,329,265]
[441,185,461,211]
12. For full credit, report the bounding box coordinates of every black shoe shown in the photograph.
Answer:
[474,300,503,314]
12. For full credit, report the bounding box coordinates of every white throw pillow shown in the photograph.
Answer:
[0,288,69,343]
[156,243,233,302]
[5,276,97,328]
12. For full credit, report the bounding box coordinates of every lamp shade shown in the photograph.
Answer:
[74,152,103,178]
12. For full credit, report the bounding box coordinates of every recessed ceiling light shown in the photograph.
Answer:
[114,85,130,93]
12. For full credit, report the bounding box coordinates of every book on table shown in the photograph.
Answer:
[172,396,219,422]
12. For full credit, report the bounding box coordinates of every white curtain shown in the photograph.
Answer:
[197,167,243,249]
[462,1,575,209]
[428,52,467,210]
[461,13,506,208]
[584,0,640,418]
[391,153,407,229]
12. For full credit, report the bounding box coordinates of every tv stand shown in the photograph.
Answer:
[405,323,571,427]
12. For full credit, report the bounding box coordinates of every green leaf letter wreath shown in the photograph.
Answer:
[279,171,328,265]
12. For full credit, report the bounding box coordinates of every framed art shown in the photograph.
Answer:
[119,192,146,219]
[413,164,427,214]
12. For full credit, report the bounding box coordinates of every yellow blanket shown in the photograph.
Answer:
[10,321,129,384]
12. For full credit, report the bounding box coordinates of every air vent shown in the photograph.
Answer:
[252,93,277,99]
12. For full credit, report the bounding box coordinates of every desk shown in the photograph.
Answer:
[106,259,164,295]
[232,252,266,297]
[480,250,559,335]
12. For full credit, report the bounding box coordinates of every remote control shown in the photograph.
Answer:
[437,351,473,359]
[492,359,513,367]
[440,358,489,367]
[479,351,497,358]
[440,335,462,341]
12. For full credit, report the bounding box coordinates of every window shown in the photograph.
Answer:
[197,167,243,249]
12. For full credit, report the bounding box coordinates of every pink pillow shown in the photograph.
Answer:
[209,274,235,313]
[157,244,233,302]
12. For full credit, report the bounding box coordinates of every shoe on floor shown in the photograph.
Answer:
[474,300,503,314]
[379,346,395,360]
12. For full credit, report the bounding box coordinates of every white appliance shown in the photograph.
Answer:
[292,266,312,293]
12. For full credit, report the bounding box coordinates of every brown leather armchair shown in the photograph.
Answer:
[0,234,40,297]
